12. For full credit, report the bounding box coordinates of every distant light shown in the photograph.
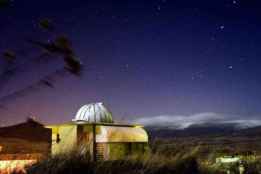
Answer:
[0,160,37,173]
[220,25,225,30]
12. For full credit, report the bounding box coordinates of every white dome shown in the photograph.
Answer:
[73,103,113,123]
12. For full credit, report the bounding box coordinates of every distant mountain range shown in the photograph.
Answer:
[146,123,261,138]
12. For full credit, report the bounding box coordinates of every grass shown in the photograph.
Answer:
[24,149,200,174]
[10,139,261,174]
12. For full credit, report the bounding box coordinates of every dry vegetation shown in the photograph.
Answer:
[17,138,261,174]
[25,150,200,174]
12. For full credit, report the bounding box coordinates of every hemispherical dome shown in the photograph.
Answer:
[73,103,113,123]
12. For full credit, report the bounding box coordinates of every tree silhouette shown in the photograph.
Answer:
[0,16,84,109]
[0,0,10,8]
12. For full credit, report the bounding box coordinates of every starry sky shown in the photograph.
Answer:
[1,0,261,126]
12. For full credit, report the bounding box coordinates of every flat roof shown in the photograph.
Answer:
[46,121,143,128]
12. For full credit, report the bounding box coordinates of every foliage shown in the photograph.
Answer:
[0,0,10,8]
[9,139,261,174]
[25,152,200,174]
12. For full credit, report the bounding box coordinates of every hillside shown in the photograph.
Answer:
[0,119,51,157]
[0,118,51,142]
[146,123,261,138]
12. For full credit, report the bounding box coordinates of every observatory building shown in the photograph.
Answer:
[47,103,149,160]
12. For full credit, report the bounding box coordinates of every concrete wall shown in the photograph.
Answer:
[50,125,77,155]
[49,124,149,160]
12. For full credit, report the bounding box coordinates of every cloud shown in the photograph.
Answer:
[132,112,261,129]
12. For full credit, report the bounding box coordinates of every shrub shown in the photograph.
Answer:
[24,150,201,174]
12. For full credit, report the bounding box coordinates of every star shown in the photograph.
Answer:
[210,36,216,41]
[111,15,117,20]
[219,25,225,30]
[120,64,130,72]
[228,65,233,70]
[191,70,205,80]
[123,17,129,23]
[239,58,246,62]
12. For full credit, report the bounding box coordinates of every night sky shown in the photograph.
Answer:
[1,0,261,126]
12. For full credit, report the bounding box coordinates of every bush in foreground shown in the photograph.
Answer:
[25,151,200,174]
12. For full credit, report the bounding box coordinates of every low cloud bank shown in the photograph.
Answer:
[133,112,261,129]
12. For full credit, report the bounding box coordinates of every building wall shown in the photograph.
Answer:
[48,124,149,160]
[77,124,98,156]
[78,125,149,160]
[50,125,77,155]
[107,142,148,160]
